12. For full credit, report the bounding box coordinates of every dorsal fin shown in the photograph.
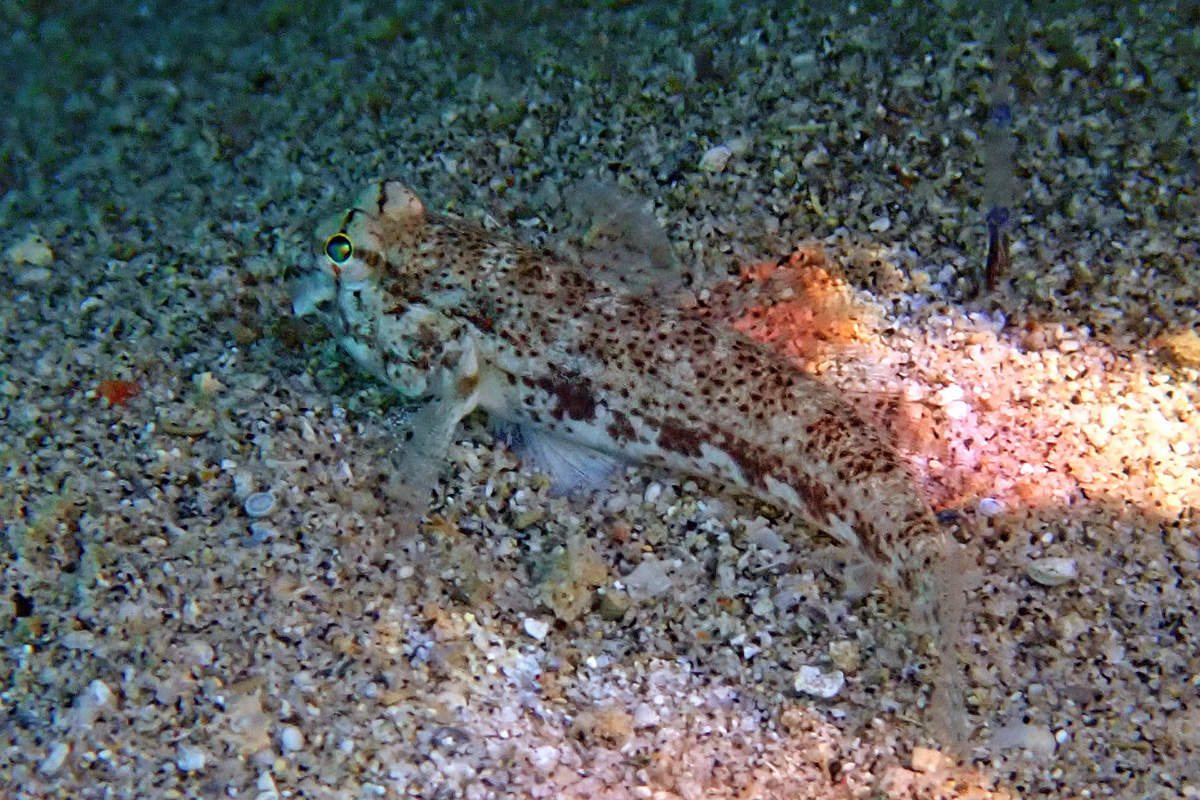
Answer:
[562,179,688,298]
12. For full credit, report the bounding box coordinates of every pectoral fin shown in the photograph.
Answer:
[499,422,623,495]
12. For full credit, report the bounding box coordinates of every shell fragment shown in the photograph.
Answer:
[1026,557,1078,587]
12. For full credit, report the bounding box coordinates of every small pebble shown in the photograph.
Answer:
[935,384,964,405]
[910,746,952,773]
[529,745,559,772]
[944,400,970,420]
[16,266,52,285]
[793,665,844,698]
[511,508,545,529]
[750,596,775,617]
[802,145,829,169]
[88,679,115,710]
[747,524,787,553]
[185,639,215,667]
[40,741,70,775]
[603,493,629,514]
[632,703,660,728]
[523,617,551,641]
[243,491,277,518]
[868,215,891,232]
[596,588,631,621]
[828,640,861,672]
[279,725,304,752]
[176,744,206,772]
[987,723,1057,759]
[60,631,97,651]
[246,522,277,544]
[622,558,673,600]
[257,771,279,795]
[193,371,223,394]
[182,597,201,625]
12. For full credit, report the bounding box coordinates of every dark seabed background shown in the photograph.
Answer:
[2,1,1199,798]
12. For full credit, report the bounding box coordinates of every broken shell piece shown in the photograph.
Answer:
[193,371,224,394]
[1026,557,1078,587]
[944,400,970,420]
[6,233,54,267]
[828,640,861,672]
[792,665,844,698]
[934,384,964,405]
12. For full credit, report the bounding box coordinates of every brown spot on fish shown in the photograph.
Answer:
[724,439,772,488]
[535,374,598,422]
[607,409,636,443]
[656,418,704,459]
[453,371,479,399]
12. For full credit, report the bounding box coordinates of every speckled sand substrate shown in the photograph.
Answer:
[2,2,1199,798]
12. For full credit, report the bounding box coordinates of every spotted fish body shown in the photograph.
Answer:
[299,180,941,584]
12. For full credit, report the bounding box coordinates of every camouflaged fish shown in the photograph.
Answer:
[294,180,942,584]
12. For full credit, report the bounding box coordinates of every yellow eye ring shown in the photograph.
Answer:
[325,233,353,264]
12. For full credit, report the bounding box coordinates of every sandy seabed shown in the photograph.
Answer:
[2,2,1199,798]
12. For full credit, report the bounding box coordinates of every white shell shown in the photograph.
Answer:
[523,617,551,641]
[699,145,732,173]
[1026,557,1078,587]
[944,400,970,420]
[243,491,277,518]
[977,497,1005,516]
[935,384,965,405]
[279,725,304,752]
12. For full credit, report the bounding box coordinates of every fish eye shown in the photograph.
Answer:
[325,233,353,264]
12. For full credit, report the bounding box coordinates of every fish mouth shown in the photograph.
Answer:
[289,258,348,342]
[290,257,336,318]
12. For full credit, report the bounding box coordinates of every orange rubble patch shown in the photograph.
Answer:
[731,245,873,365]
[97,379,142,405]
